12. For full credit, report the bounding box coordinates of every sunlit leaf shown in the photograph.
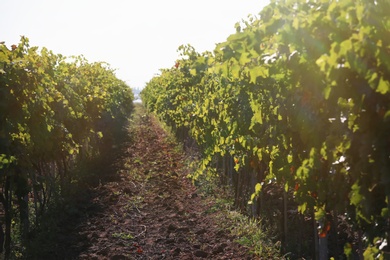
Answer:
[249,67,268,83]
[255,183,262,193]
[377,77,390,94]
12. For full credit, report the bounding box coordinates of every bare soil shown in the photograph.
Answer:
[65,104,255,259]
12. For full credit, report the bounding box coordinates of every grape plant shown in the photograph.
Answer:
[0,36,134,257]
[142,0,390,258]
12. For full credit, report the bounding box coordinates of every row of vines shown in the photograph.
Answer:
[0,37,134,258]
[142,0,390,258]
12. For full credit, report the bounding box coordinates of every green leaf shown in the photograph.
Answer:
[368,72,379,89]
[350,182,363,206]
[344,243,353,259]
[287,154,293,164]
[249,99,263,129]
[298,202,307,214]
[363,244,380,260]
[297,164,309,179]
[231,64,240,79]
[239,52,251,65]
[97,131,103,139]
[316,56,326,71]
[315,206,326,221]
[255,183,262,193]
[251,110,263,126]
[0,154,13,169]
[227,32,246,42]
[323,85,331,100]
[221,63,229,77]
[381,207,389,218]
[377,77,390,94]
[249,67,268,83]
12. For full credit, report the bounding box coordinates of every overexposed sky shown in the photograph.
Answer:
[1,0,269,89]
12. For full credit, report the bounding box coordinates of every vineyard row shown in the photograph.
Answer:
[141,0,390,258]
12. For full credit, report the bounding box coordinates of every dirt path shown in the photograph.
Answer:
[72,104,254,259]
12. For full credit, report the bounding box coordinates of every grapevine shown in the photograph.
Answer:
[142,0,390,258]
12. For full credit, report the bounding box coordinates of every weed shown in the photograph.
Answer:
[194,167,283,258]
[229,214,281,257]
[112,232,134,240]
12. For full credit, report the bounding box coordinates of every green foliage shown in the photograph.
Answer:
[142,0,390,257]
[229,212,281,258]
[0,36,134,256]
[112,232,134,240]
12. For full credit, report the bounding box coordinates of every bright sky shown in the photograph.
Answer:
[1,0,269,89]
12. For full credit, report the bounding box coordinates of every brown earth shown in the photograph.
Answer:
[68,104,257,259]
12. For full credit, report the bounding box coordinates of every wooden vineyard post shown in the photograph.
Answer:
[282,189,288,252]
